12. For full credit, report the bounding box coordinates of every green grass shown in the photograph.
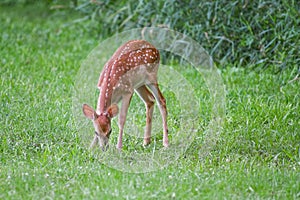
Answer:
[1,4,299,199]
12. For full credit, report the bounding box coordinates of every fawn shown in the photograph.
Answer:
[82,40,168,150]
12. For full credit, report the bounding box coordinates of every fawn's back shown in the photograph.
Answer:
[97,40,160,111]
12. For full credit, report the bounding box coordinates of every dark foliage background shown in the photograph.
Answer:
[3,0,300,71]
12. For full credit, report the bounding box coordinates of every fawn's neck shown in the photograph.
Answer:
[96,79,114,114]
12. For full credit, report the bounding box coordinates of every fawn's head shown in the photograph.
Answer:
[82,104,119,149]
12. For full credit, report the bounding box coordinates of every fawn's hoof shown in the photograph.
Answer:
[116,143,122,150]
[163,139,169,148]
[143,137,151,146]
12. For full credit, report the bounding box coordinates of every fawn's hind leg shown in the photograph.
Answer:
[135,85,155,146]
[147,83,169,147]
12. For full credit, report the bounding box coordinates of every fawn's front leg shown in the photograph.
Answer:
[116,93,133,149]
[90,135,98,149]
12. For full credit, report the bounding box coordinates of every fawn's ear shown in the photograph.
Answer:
[82,104,97,120]
[107,104,119,118]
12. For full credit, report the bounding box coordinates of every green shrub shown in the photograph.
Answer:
[71,0,300,70]
[4,0,299,70]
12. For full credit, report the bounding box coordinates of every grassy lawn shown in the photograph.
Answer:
[1,4,299,199]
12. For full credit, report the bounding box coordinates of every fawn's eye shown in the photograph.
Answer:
[95,131,99,136]
[107,129,112,138]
